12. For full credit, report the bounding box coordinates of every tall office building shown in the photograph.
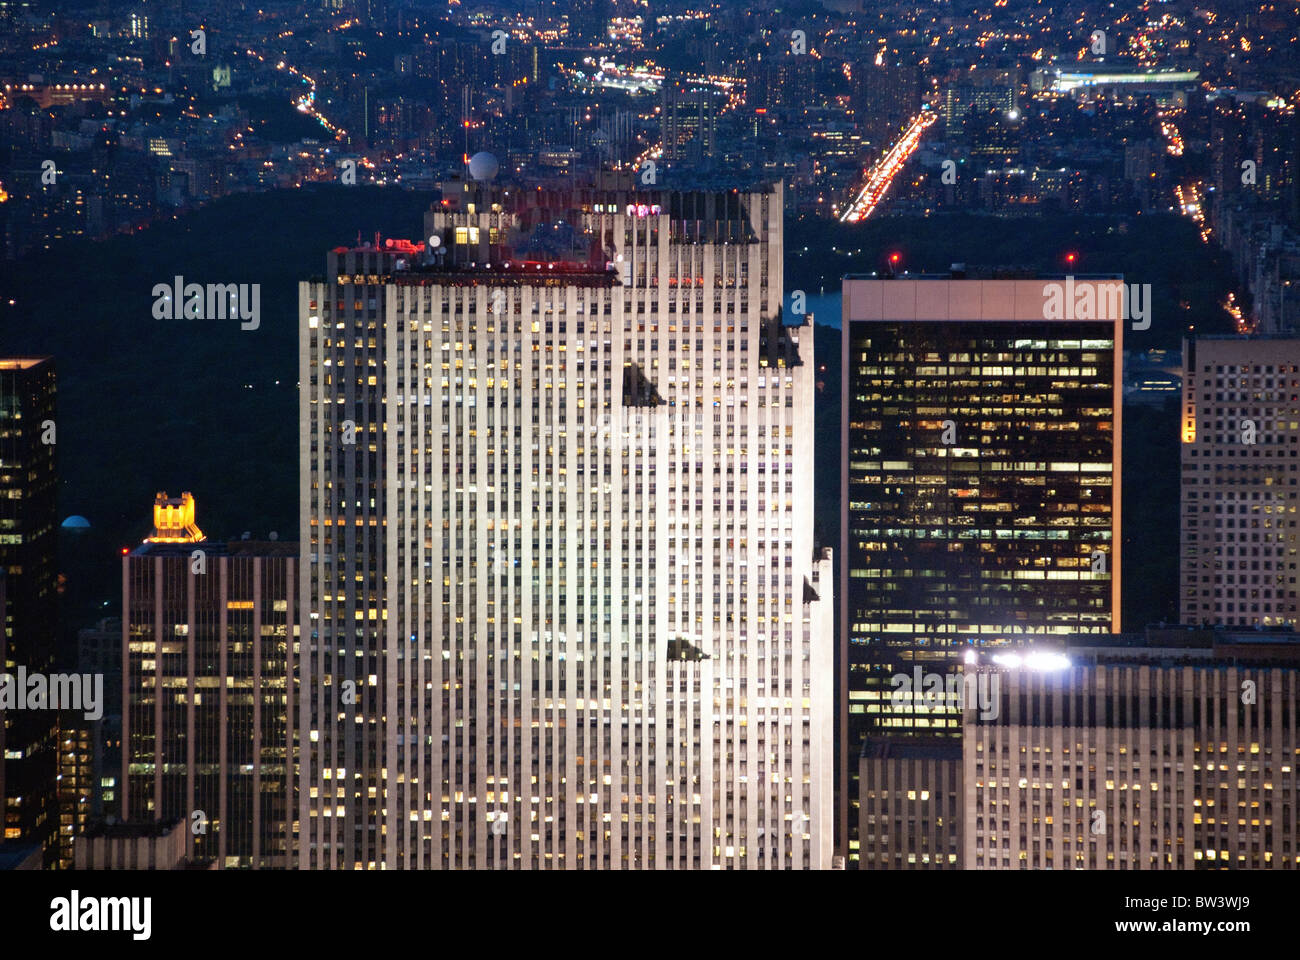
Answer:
[963,631,1300,869]
[1179,335,1300,628]
[840,276,1123,864]
[123,493,298,869]
[299,175,834,869]
[0,357,58,864]
[661,84,718,161]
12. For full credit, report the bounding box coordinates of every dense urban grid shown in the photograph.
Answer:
[0,0,1298,887]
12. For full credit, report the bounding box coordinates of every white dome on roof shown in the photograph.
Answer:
[468,151,499,182]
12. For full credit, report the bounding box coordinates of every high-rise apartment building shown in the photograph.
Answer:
[773,55,816,115]
[1179,335,1300,628]
[54,717,92,868]
[968,108,1022,166]
[123,493,298,869]
[854,55,921,148]
[299,175,834,869]
[567,0,610,47]
[840,276,1123,864]
[942,79,1016,138]
[0,357,58,863]
[76,616,123,823]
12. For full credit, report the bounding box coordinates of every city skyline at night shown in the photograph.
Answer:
[0,0,1296,942]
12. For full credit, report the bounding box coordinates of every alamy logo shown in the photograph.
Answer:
[0,668,103,720]
[152,276,260,330]
[890,667,999,720]
[1041,276,1150,330]
[50,891,151,941]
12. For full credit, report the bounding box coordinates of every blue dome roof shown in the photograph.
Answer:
[61,515,91,529]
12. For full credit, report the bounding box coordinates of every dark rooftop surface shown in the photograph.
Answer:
[0,843,43,870]
[843,270,1126,280]
[82,819,183,840]
[131,540,298,558]
[861,737,963,761]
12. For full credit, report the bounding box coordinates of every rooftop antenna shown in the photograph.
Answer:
[462,85,471,165]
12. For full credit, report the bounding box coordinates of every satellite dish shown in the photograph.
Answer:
[428,235,441,248]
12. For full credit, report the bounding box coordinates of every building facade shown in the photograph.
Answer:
[76,617,123,824]
[840,277,1123,864]
[858,737,962,868]
[661,83,718,161]
[299,175,834,869]
[964,635,1300,869]
[1180,335,1300,628]
[0,357,58,864]
[122,493,297,869]
[54,717,93,868]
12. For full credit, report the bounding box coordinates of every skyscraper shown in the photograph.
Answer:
[942,80,1015,138]
[299,175,834,869]
[54,717,92,868]
[122,493,298,869]
[840,276,1123,864]
[75,616,123,824]
[963,630,1300,869]
[854,55,921,148]
[1179,335,1300,627]
[0,357,58,864]
[661,83,718,161]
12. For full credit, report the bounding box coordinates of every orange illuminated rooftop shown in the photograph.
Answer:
[0,358,51,370]
[144,491,206,543]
